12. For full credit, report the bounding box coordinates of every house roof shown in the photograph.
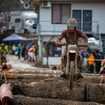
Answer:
[32,0,105,8]
[32,0,105,3]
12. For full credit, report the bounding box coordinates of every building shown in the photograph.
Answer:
[32,0,105,65]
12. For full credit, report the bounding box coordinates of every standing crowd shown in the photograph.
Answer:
[7,41,38,62]
[87,50,101,74]
[80,48,105,74]
[11,41,38,62]
[1,40,105,75]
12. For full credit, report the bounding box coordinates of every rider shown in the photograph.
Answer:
[55,18,88,78]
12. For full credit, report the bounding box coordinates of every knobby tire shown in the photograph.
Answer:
[69,61,75,89]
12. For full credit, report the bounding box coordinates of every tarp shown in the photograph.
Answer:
[2,34,27,42]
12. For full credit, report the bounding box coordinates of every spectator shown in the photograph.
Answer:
[101,52,105,59]
[12,44,16,54]
[21,42,26,60]
[95,50,101,73]
[16,44,21,59]
[4,44,9,54]
[80,49,85,63]
[98,55,105,84]
[87,52,95,73]
[0,43,7,64]
[34,43,39,61]
[27,41,32,49]
[24,44,29,60]
[28,44,36,62]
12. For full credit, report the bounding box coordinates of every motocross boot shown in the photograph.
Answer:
[75,67,83,80]
[60,65,68,79]
[77,55,83,79]
[75,73,83,80]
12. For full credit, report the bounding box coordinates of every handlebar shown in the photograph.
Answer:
[56,42,88,47]
[78,43,88,47]
[55,42,66,46]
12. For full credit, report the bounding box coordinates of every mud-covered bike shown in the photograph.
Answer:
[66,44,78,89]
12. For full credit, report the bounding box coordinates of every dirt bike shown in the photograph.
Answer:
[66,44,78,89]
[57,41,86,89]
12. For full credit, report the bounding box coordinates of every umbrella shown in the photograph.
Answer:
[2,34,27,42]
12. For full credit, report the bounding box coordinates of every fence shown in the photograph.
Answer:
[37,21,99,36]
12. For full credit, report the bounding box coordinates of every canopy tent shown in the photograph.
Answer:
[2,34,27,42]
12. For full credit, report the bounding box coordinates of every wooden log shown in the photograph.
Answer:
[17,69,62,75]
[1,72,101,83]
[18,73,60,79]
[82,73,100,83]
[1,69,19,79]
[13,95,103,105]
[17,78,86,101]
[15,78,105,104]
[86,83,105,104]
[14,73,102,84]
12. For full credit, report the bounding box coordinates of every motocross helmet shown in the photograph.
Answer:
[67,18,77,30]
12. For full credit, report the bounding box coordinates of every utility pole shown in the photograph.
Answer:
[37,23,42,65]
[97,23,102,52]
[38,35,42,63]
[0,52,1,66]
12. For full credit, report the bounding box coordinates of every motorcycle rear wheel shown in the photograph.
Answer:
[68,61,75,89]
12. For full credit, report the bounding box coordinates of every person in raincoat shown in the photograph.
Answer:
[28,44,36,62]
[0,43,7,65]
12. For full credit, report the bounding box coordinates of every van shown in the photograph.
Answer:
[9,11,38,34]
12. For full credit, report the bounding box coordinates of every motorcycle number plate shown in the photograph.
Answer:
[69,50,76,53]
[69,44,76,47]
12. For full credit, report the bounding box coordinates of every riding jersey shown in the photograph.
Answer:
[57,28,88,47]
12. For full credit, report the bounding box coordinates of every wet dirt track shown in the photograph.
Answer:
[3,54,105,105]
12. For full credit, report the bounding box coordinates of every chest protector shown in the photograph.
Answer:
[67,31,77,44]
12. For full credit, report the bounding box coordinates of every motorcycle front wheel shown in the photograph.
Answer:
[68,61,75,89]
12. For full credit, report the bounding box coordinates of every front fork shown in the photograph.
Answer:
[66,52,77,75]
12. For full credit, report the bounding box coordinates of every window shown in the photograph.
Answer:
[15,18,21,23]
[73,10,81,30]
[83,10,92,31]
[73,10,92,32]
[52,4,71,24]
